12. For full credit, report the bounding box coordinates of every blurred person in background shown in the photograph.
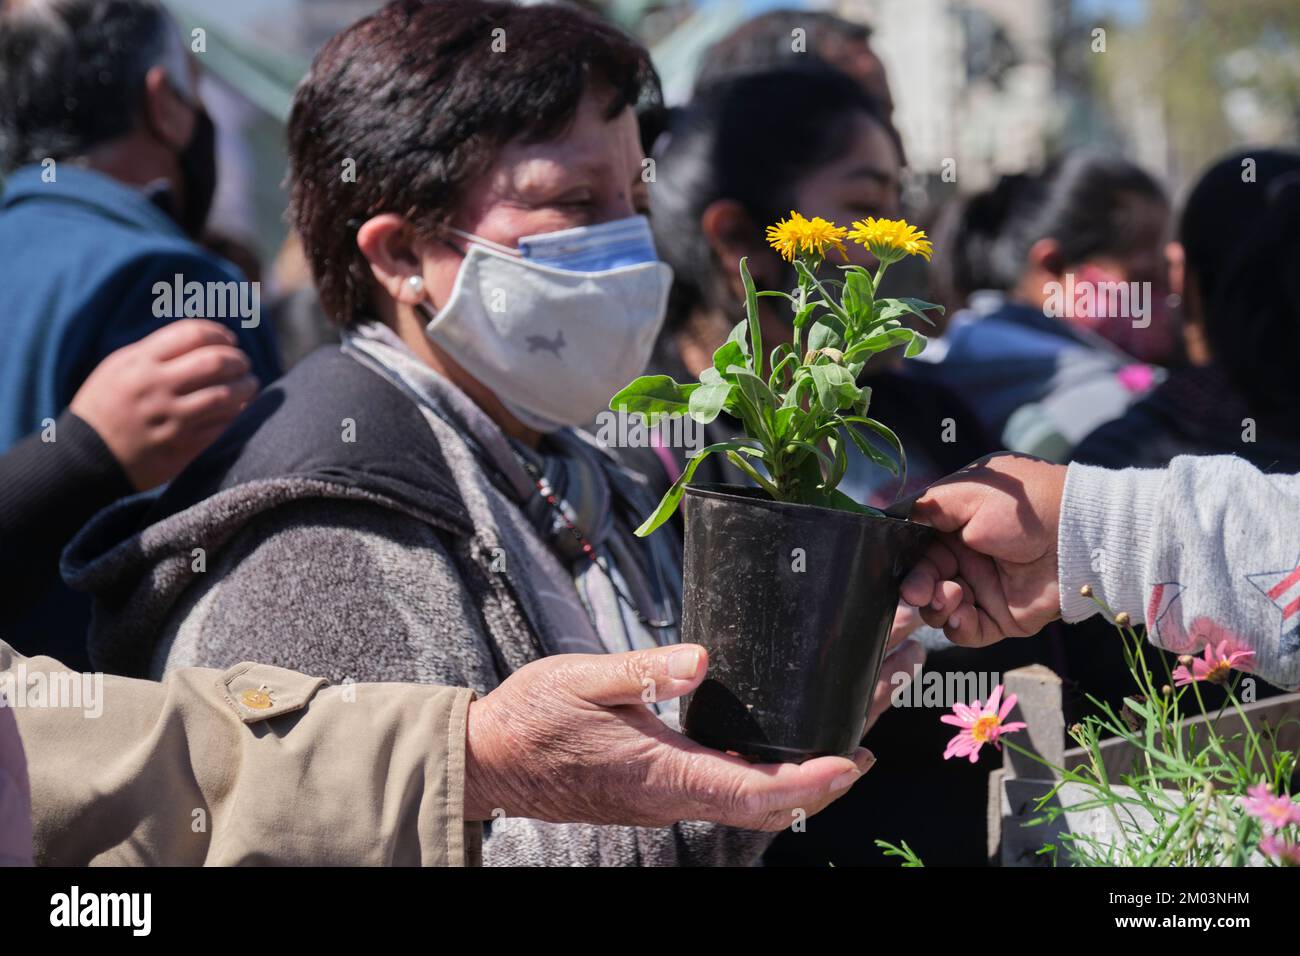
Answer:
[691,6,935,305]
[640,67,992,511]
[1063,150,1300,714]
[0,0,281,665]
[907,152,1172,462]
[0,321,258,617]
[694,7,895,124]
[58,0,905,867]
[922,172,1039,357]
[1073,149,1300,472]
[265,234,341,369]
[638,66,1025,867]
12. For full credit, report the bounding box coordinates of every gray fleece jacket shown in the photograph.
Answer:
[1059,457,1300,690]
[63,340,772,867]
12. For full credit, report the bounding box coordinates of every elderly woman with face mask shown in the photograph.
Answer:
[61,0,890,866]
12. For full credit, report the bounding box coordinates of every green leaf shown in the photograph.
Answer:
[825,487,884,517]
[905,331,928,358]
[791,478,883,517]
[841,269,876,332]
[768,343,796,389]
[634,439,764,537]
[843,265,875,302]
[844,327,916,361]
[688,379,733,424]
[807,319,844,353]
[739,257,763,369]
[609,375,699,420]
[842,276,861,316]
[725,319,750,358]
[773,405,800,439]
[877,297,944,327]
[712,339,746,377]
[853,384,872,417]
[842,416,906,481]
[826,428,849,489]
[793,259,850,324]
[843,422,898,476]
[782,373,812,409]
[793,301,819,331]
[785,438,834,474]
[809,363,858,412]
[727,365,780,409]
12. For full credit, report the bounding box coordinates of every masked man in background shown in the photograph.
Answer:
[0,0,281,667]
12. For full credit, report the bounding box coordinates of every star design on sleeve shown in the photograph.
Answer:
[1146,581,1183,642]
[1247,555,1300,655]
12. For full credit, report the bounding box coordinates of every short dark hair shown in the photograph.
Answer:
[0,0,173,171]
[694,8,872,90]
[651,66,899,332]
[995,151,1168,275]
[930,173,1039,301]
[1186,149,1300,414]
[287,0,661,325]
[1180,149,1300,309]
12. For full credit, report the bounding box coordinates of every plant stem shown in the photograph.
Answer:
[725,450,780,499]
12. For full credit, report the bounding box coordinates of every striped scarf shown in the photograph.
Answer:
[513,430,681,655]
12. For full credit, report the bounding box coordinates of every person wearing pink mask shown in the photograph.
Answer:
[1072,149,1300,472]
[909,152,1172,461]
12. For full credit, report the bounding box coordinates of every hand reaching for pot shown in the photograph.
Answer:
[463,644,875,831]
[898,453,1067,647]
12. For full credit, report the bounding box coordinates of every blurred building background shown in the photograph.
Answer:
[167,0,1300,274]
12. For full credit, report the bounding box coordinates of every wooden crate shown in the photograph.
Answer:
[986,664,1300,866]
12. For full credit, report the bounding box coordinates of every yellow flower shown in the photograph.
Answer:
[766,211,848,262]
[847,217,933,262]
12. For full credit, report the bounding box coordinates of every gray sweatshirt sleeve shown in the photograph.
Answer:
[1057,455,1300,690]
[170,499,773,866]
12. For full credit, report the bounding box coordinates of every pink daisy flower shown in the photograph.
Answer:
[940,684,1027,763]
[1245,783,1300,830]
[1259,835,1300,866]
[1171,639,1256,686]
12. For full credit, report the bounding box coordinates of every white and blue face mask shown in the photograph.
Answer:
[516,215,663,272]
[442,214,662,272]
[419,215,672,433]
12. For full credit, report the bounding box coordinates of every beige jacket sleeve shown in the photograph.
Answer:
[0,641,482,866]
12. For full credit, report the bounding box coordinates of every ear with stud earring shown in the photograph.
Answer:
[406,274,424,300]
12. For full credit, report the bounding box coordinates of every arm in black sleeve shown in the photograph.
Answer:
[0,412,132,615]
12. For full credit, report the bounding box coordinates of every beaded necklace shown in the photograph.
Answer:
[515,454,675,631]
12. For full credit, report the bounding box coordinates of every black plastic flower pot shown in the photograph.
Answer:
[679,483,936,763]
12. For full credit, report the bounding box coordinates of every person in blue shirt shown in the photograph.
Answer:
[908,153,1171,461]
[0,0,281,666]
